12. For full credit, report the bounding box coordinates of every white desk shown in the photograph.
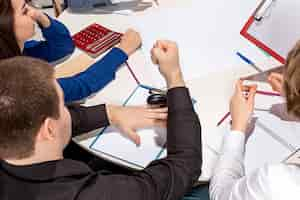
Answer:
[57,0,282,182]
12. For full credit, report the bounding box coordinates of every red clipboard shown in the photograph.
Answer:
[240,2,286,64]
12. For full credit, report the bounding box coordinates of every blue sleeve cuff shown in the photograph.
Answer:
[107,47,128,70]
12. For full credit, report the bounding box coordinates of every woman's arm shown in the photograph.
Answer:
[58,29,141,103]
[58,47,128,103]
[24,13,74,62]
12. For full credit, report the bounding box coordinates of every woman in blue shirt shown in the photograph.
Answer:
[0,0,141,103]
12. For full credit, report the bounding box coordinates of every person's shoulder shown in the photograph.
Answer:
[266,163,300,199]
[267,163,300,180]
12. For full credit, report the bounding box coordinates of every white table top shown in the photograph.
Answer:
[57,0,282,182]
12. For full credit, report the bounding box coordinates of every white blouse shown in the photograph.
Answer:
[209,131,300,200]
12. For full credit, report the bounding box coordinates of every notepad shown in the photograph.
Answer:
[89,85,166,168]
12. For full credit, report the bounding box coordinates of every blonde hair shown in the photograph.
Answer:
[284,41,300,118]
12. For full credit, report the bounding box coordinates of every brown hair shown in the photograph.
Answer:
[284,41,300,118]
[0,56,59,159]
[0,0,22,60]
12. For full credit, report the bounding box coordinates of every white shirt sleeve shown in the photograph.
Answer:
[209,131,271,200]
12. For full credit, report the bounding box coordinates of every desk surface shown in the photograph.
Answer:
[57,0,282,182]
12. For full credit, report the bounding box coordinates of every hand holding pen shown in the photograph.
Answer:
[230,80,257,133]
[217,88,280,126]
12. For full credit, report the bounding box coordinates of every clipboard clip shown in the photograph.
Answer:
[254,0,276,22]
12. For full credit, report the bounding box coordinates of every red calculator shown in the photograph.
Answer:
[72,23,123,58]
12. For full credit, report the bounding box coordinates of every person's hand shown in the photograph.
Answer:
[230,80,257,133]
[267,72,284,95]
[27,5,51,28]
[151,40,185,88]
[270,103,300,122]
[106,105,167,145]
[118,29,142,56]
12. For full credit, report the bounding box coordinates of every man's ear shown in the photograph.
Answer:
[36,118,56,142]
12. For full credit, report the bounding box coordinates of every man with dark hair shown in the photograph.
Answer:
[0,40,202,200]
[0,56,60,159]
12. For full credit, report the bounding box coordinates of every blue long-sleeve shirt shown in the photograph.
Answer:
[24,17,128,103]
[24,17,75,62]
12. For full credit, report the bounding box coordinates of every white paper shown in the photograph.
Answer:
[129,0,265,87]
[248,0,300,59]
[90,86,166,167]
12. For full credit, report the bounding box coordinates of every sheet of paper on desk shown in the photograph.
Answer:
[131,8,239,85]
[90,86,166,168]
[207,93,300,174]
[129,0,267,86]
[90,126,166,167]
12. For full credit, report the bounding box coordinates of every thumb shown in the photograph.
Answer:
[152,47,164,61]
[268,78,282,93]
[151,48,159,65]
[124,129,141,146]
[234,80,243,95]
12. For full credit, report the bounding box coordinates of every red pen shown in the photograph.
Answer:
[217,112,230,126]
[256,90,281,96]
[216,90,281,126]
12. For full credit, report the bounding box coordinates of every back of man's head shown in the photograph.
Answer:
[0,56,59,160]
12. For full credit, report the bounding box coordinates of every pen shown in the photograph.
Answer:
[125,62,140,84]
[237,52,263,73]
[217,108,270,126]
[154,0,159,6]
[254,108,270,112]
[256,90,281,96]
[217,112,230,126]
[216,90,281,126]
[239,86,280,97]
[140,84,165,93]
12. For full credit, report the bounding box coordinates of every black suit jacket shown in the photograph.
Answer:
[0,87,202,200]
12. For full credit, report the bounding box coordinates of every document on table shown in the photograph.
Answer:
[90,85,166,168]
